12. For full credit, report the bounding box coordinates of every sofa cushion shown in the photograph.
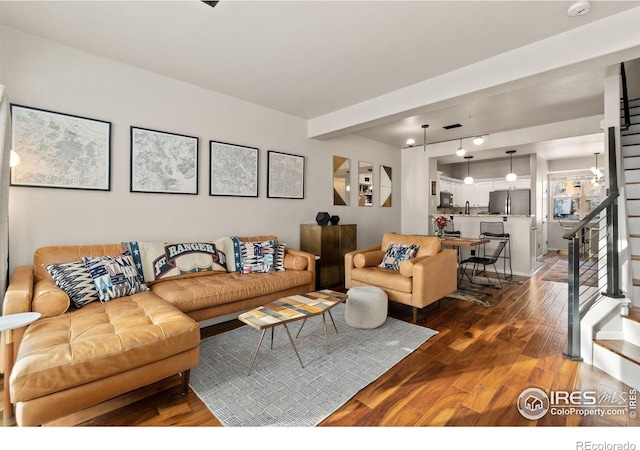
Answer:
[82,252,149,302]
[283,254,308,271]
[10,291,200,403]
[379,243,419,270]
[354,250,385,268]
[123,239,233,284]
[150,270,313,313]
[32,280,70,318]
[44,260,100,308]
[350,267,413,293]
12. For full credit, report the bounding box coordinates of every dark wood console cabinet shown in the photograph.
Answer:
[300,224,357,289]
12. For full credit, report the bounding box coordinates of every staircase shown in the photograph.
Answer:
[591,97,640,390]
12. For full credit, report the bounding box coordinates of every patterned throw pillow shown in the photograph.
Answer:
[379,243,420,271]
[44,260,100,308]
[274,244,286,272]
[231,237,276,273]
[122,238,233,284]
[82,252,149,302]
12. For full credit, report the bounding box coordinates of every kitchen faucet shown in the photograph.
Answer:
[465,201,470,215]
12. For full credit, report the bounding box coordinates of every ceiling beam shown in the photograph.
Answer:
[308,7,640,141]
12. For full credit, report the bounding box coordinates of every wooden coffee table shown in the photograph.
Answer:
[238,289,347,375]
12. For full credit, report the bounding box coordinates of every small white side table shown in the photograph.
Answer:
[1,312,40,422]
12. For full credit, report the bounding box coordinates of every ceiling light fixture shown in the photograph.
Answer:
[455,138,466,157]
[422,124,429,152]
[406,138,415,147]
[505,150,517,182]
[464,156,474,185]
[567,1,590,17]
[420,133,490,151]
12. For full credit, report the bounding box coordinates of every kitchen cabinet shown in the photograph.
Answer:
[454,182,464,206]
[462,183,476,206]
[440,180,452,193]
[493,177,530,191]
[475,182,493,207]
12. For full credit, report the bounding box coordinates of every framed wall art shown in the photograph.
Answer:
[10,104,111,191]
[209,141,259,197]
[267,151,305,199]
[130,127,199,195]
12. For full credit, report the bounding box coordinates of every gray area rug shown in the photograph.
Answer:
[189,303,437,427]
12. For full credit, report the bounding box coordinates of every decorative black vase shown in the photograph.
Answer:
[329,215,340,225]
[315,212,330,226]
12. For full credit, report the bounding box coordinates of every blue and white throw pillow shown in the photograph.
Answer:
[230,237,276,273]
[379,243,420,271]
[44,260,100,309]
[82,251,149,302]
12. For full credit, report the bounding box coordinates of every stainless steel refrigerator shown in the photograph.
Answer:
[489,189,530,215]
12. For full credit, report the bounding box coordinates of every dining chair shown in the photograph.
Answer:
[460,240,508,294]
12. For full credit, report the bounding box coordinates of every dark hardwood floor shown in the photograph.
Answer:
[2,251,638,428]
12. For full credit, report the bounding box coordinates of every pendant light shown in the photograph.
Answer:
[422,124,429,152]
[406,138,415,147]
[464,156,474,184]
[456,138,466,157]
[473,136,484,145]
[505,150,517,182]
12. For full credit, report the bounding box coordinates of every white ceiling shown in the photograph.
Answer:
[1,0,640,162]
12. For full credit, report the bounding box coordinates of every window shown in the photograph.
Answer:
[551,174,603,220]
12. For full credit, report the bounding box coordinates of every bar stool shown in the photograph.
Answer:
[479,221,512,281]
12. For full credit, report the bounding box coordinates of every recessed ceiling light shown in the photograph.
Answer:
[567,1,590,17]
[473,136,484,145]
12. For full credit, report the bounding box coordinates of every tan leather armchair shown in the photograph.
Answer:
[345,233,457,322]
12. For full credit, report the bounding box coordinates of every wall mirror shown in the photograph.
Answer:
[380,165,392,207]
[333,155,350,206]
[358,161,373,207]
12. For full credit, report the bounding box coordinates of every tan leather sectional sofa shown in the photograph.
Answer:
[345,233,457,322]
[2,236,315,426]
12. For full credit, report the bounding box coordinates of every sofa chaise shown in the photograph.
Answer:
[2,235,315,426]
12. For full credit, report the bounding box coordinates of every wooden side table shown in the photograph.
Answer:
[1,312,40,422]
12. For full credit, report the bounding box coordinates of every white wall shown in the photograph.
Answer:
[1,27,400,270]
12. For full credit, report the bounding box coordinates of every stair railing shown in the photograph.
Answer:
[562,127,622,360]
[621,62,631,131]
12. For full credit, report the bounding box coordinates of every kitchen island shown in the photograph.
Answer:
[432,214,537,277]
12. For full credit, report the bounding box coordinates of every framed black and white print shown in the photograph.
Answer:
[10,104,111,191]
[267,151,305,199]
[130,127,199,195]
[209,141,259,197]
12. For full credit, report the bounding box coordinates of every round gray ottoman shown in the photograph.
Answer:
[345,286,388,329]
